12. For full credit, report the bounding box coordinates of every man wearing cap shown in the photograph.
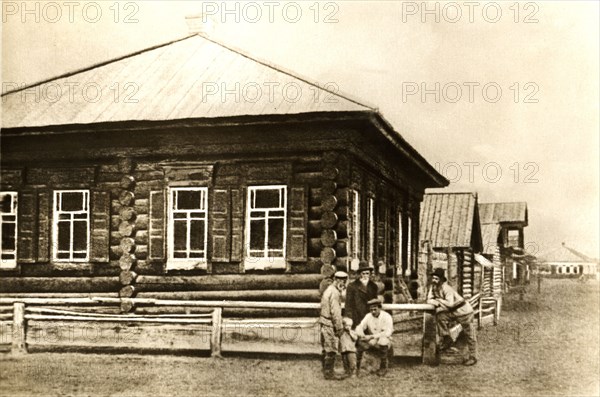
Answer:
[345,261,379,330]
[355,297,394,376]
[319,271,348,380]
[427,268,478,366]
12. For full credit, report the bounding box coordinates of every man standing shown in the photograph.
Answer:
[427,268,477,366]
[355,298,394,376]
[345,262,379,329]
[319,271,348,380]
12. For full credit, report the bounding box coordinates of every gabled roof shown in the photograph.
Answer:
[1,34,372,129]
[479,202,528,226]
[419,192,482,251]
[539,243,598,263]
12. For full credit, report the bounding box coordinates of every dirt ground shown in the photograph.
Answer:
[1,278,598,397]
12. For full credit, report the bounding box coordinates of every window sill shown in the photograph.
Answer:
[244,258,286,271]
[166,260,207,271]
[0,260,17,270]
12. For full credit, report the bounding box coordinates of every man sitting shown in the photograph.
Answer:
[355,298,394,376]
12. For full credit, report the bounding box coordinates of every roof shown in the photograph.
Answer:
[479,202,528,226]
[1,34,371,129]
[539,243,598,263]
[419,192,482,250]
[1,34,448,188]
[481,224,501,254]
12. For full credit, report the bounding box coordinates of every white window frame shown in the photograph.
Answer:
[1,192,18,269]
[53,190,90,262]
[167,187,208,270]
[350,190,361,260]
[366,197,375,266]
[406,215,412,277]
[397,211,403,275]
[245,185,287,270]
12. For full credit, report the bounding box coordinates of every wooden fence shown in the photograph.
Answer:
[0,295,499,365]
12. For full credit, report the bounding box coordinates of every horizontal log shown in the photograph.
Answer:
[136,274,322,292]
[321,195,338,212]
[119,190,135,206]
[320,247,336,265]
[308,238,324,257]
[334,240,348,258]
[119,271,137,286]
[321,212,338,229]
[335,205,350,221]
[309,188,321,206]
[308,206,323,220]
[334,220,349,239]
[320,229,337,247]
[24,314,212,324]
[26,307,213,318]
[334,188,350,206]
[308,220,322,237]
[321,180,337,195]
[120,285,136,298]
[137,289,320,302]
[322,165,339,180]
[0,277,120,293]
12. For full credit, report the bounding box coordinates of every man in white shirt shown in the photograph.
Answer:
[355,298,394,376]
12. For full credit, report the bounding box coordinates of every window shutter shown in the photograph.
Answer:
[211,188,230,262]
[17,190,37,263]
[37,191,50,262]
[377,205,386,262]
[286,186,307,262]
[149,190,166,261]
[230,188,244,262]
[90,190,110,262]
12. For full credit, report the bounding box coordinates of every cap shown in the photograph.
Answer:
[367,298,382,307]
[334,271,349,279]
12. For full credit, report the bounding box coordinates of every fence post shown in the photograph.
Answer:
[210,308,223,358]
[478,296,483,329]
[11,302,27,355]
[422,311,438,365]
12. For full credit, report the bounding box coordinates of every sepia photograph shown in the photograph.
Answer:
[1,1,598,396]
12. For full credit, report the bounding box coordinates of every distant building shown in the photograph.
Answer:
[479,202,529,286]
[419,192,484,298]
[539,243,600,278]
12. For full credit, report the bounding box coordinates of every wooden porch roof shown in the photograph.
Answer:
[419,192,482,251]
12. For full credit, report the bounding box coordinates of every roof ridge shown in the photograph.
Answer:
[1,35,197,97]
[195,34,376,111]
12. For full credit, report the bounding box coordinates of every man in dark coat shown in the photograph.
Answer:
[345,261,379,329]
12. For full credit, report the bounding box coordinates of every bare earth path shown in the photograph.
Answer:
[1,278,598,397]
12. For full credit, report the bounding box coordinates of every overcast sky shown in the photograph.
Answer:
[2,1,599,258]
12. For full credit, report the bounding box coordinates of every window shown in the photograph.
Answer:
[366,197,375,265]
[349,190,360,260]
[1,192,17,269]
[246,186,286,269]
[167,187,208,269]
[53,190,89,262]
[507,229,520,247]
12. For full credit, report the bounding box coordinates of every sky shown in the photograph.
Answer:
[2,1,599,258]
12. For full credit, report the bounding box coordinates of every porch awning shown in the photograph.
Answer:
[474,253,496,268]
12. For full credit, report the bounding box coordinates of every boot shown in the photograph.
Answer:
[439,335,453,352]
[377,357,389,377]
[323,353,344,380]
[346,353,357,378]
[342,354,350,375]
